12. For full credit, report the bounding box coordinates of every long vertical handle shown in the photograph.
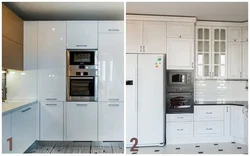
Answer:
[7,137,12,151]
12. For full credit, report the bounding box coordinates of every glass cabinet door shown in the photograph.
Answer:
[212,27,227,78]
[196,27,211,78]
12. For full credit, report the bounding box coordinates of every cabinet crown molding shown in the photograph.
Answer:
[126,15,197,23]
[197,21,248,27]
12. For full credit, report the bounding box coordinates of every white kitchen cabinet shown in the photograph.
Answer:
[66,21,97,49]
[98,21,124,33]
[167,38,194,69]
[126,54,138,146]
[167,22,194,39]
[242,42,248,79]
[12,104,37,153]
[98,102,124,141]
[40,102,64,141]
[126,20,166,54]
[167,114,193,122]
[231,106,245,139]
[228,27,242,42]
[126,21,142,53]
[244,108,248,145]
[143,21,166,53]
[66,102,97,141]
[228,42,242,79]
[194,121,224,137]
[243,26,248,41]
[2,114,12,153]
[167,122,193,138]
[38,21,66,101]
[194,106,224,121]
[98,33,124,102]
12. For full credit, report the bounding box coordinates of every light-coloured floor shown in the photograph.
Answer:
[126,142,248,154]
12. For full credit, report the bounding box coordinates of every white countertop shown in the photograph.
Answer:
[2,100,38,115]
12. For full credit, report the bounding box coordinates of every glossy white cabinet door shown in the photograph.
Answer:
[38,21,66,101]
[98,102,124,141]
[12,104,37,153]
[167,22,194,39]
[126,54,138,147]
[126,21,142,53]
[98,21,124,33]
[227,42,242,79]
[143,21,166,53]
[67,21,97,49]
[167,38,194,69]
[2,114,12,153]
[228,27,242,41]
[98,33,124,102]
[242,42,248,79]
[243,26,248,42]
[231,106,245,139]
[40,102,64,141]
[66,102,97,141]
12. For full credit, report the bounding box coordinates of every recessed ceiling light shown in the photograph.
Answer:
[60,38,63,40]
[52,28,55,31]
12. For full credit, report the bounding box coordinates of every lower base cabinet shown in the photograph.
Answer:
[167,122,193,138]
[244,108,248,145]
[66,102,97,141]
[98,102,124,141]
[231,106,245,139]
[2,114,12,153]
[194,121,224,137]
[40,102,64,141]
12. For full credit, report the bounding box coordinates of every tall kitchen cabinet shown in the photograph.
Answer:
[231,106,245,140]
[126,54,165,147]
[126,20,166,54]
[98,21,124,141]
[167,22,195,69]
[38,21,66,140]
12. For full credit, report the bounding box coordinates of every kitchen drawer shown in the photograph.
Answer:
[167,122,193,138]
[194,121,224,137]
[167,114,193,122]
[194,106,224,121]
[98,21,124,33]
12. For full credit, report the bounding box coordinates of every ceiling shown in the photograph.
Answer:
[127,2,248,22]
[3,2,124,20]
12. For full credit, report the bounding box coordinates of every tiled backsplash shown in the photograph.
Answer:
[195,80,248,101]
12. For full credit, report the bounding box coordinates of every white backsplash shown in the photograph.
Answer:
[195,80,248,101]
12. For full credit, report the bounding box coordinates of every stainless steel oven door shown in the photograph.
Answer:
[67,77,98,101]
[166,93,194,113]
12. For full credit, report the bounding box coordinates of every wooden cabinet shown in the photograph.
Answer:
[66,21,98,49]
[98,102,124,141]
[228,27,242,42]
[2,114,12,153]
[231,106,245,139]
[40,102,64,141]
[66,102,97,141]
[2,4,23,70]
[167,22,194,39]
[167,38,194,69]
[126,20,166,54]
[228,42,242,78]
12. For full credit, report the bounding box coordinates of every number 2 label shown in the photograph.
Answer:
[130,137,138,152]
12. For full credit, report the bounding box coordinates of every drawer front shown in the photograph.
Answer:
[167,122,193,138]
[194,121,224,137]
[99,21,124,33]
[167,114,193,122]
[194,106,224,121]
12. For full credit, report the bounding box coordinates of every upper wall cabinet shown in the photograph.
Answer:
[242,42,248,79]
[126,20,166,54]
[167,22,194,39]
[228,27,242,42]
[227,42,242,79]
[98,21,124,33]
[66,21,98,49]
[2,4,23,70]
[243,26,248,42]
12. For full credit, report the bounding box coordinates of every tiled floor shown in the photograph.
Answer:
[126,142,248,154]
[25,141,124,154]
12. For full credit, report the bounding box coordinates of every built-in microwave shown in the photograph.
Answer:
[167,70,194,87]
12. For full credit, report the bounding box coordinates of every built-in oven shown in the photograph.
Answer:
[166,93,194,113]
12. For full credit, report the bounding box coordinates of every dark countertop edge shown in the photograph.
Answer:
[194,103,245,106]
[2,100,38,116]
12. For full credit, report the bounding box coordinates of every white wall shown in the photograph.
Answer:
[195,80,248,101]
[6,21,38,101]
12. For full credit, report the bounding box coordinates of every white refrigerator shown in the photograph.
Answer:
[126,53,165,147]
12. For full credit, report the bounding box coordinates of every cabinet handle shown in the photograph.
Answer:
[108,29,119,31]
[77,104,87,106]
[192,62,194,68]
[179,35,182,38]
[243,108,244,114]
[240,72,242,78]
[21,107,31,113]
[46,104,57,106]
[206,128,212,130]
[108,98,119,101]
[7,137,12,151]
[108,104,119,107]
[177,129,183,131]
[76,45,87,47]
[234,39,236,42]
[46,98,57,101]
[206,112,212,114]
[143,46,145,52]
[177,116,183,119]
[140,46,142,52]
[226,106,228,112]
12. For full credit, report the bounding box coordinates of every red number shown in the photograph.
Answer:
[130,137,138,152]
[7,137,12,151]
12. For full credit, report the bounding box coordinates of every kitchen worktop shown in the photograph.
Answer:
[2,100,38,115]
[195,101,248,109]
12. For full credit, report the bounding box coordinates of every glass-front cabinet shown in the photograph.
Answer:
[196,26,227,79]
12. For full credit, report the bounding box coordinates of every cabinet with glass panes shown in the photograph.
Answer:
[196,26,227,79]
